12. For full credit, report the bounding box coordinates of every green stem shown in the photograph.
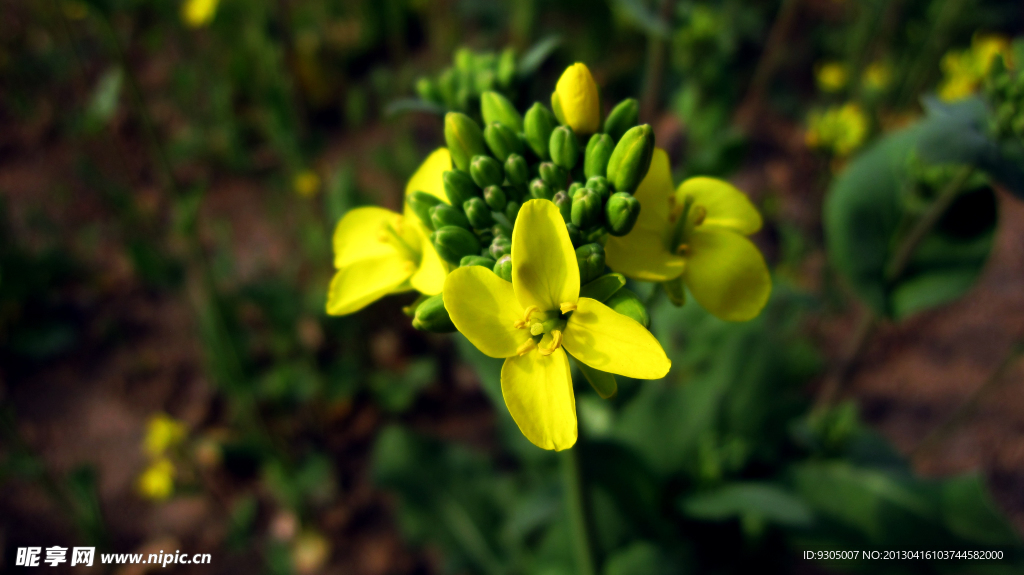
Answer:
[561,447,597,575]
[735,0,802,130]
[638,0,676,123]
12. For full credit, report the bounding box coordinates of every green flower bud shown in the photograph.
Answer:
[549,126,580,170]
[505,199,521,223]
[443,170,480,206]
[415,77,441,104]
[606,191,641,236]
[605,288,649,328]
[552,191,572,222]
[524,102,557,160]
[412,294,456,333]
[566,223,583,247]
[603,98,639,141]
[575,243,606,285]
[463,197,494,229]
[460,255,496,268]
[470,155,504,188]
[492,220,512,239]
[437,68,457,107]
[606,124,655,194]
[586,176,610,200]
[571,187,603,229]
[455,48,473,71]
[476,227,494,247]
[585,226,609,246]
[567,182,583,197]
[444,112,487,171]
[494,254,513,281]
[406,191,444,231]
[484,122,523,161]
[497,48,516,88]
[480,91,523,132]
[489,235,512,259]
[505,153,530,186]
[503,183,524,203]
[539,162,568,191]
[430,203,470,230]
[529,178,554,201]
[483,185,507,211]
[431,225,481,265]
[579,272,626,302]
[584,133,614,179]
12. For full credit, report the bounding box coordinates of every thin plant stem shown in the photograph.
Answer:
[910,342,1024,461]
[639,0,677,123]
[815,166,973,410]
[735,0,802,130]
[561,447,596,575]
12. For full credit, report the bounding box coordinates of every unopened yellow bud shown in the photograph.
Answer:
[137,458,175,501]
[143,413,187,458]
[552,63,600,135]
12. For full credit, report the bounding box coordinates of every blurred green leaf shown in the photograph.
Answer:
[941,474,1019,546]
[81,67,123,134]
[603,541,679,575]
[681,482,813,527]
[517,36,562,78]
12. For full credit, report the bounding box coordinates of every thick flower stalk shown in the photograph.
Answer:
[605,149,771,322]
[444,200,670,450]
[325,149,450,316]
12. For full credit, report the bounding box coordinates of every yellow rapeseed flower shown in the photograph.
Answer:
[805,103,868,157]
[815,61,849,93]
[143,413,187,458]
[605,149,771,322]
[137,458,175,501]
[326,149,450,315]
[939,34,1012,101]
[444,200,670,451]
[862,60,892,93]
[182,0,219,28]
[294,170,321,198]
[551,63,600,136]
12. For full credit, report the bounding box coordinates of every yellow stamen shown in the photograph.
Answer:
[513,305,539,329]
[559,302,577,314]
[692,206,707,226]
[516,339,537,356]
[539,330,563,356]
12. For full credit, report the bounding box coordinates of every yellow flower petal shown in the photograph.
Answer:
[683,228,771,322]
[676,177,762,235]
[405,148,452,202]
[501,348,577,451]
[409,222,447,295]
[563,297,670,379]
[444,266,528,358]
[333,207,399,268]
[552,63,600,135]
[631,147,674,232]
[512,200,580,311]
[605,227,685,282]
[326,252,413,316]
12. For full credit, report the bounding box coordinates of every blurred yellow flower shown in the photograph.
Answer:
[605,149,771,322]
[816,61,849,93]
[444,200,670,451]
[294,170,321,198]
[551,63,600,136]
[137,458,175,501]
[938,34,1012,101]
[143,413,187,458]
[806,103,868,157]
[326,149,450,316]
[862,60,892,92]
[292,531,330,574]
[182,0,219,28]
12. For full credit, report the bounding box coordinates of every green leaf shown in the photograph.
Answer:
[603,541,680,575]
[941,474,1019,546]
[681,482,813,527]
[517,36,562,78]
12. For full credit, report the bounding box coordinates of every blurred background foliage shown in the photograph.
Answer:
[2,0,1024,573]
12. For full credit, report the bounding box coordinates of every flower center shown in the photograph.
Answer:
[377,216,419,263]
[666,194,706,255]
[513,303,575,356]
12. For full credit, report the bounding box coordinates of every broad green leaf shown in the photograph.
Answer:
[941,475,1019,546]
[681,482,813,527]
[603,541,681,575]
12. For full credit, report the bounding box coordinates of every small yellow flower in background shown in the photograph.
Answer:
[326,148,450,316]
[805,103,868,157]
[137,458,175,501]
[143,413,187,458]
[605,150,771,322]
[294,170,321,198]
[551,63,601,136]
[444,200,670,451]
[815,61,849,93]
[862,60,892,92]
[939,34,1012,101]
[291,531,331,575]
[182,0,220,28]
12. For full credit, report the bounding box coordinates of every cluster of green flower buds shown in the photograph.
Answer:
[404,86,656,333]
[984,55,1024,140]
[415,47,518,117]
